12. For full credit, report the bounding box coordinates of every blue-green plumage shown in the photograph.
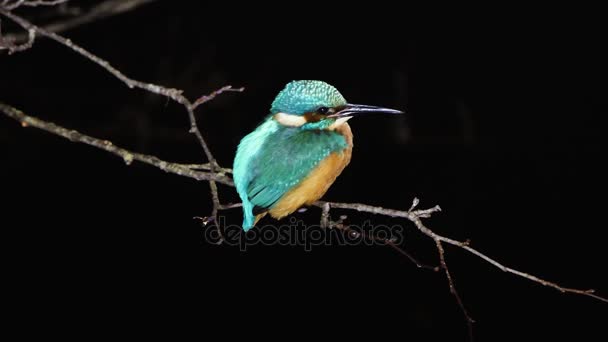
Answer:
[270,80,346,117]
[233,119,278,229]
[233,80,403,231]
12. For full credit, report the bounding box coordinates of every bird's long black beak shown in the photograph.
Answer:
[328,103,404,118]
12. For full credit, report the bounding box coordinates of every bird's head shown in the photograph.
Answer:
[270,80,403,130]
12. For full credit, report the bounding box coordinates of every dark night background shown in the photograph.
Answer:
[1,2,606,341]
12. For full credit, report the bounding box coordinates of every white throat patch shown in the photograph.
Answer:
[327,116,352,130]
[273,112,307,127]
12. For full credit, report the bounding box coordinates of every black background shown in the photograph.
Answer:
[1,2,606,341]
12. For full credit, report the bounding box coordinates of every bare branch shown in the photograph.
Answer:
[218,203,242,210]
[176,164,232,174]
[3,0,69,10]
[18,0,69,8]
[455,240,608,303]
[384,238,439,272]
[3,0,158,42]
[0,24,34,53]
[315,202,439,271]
[0,7,244,229]
[316,200,470,335]
[0,8,189,108]
[193,85,245,110]
[0,102,234,186]
[316,199,608,304]
[3,0,24,10]
[320,202,330,229]
[436,240,475,339]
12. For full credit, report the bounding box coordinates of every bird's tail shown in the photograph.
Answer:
[240,200,252,230]
[242,209,266,232]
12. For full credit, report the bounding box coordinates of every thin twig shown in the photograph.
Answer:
[0,17,34,53]
[185,84,243,231]
[218,203,242,210]
[3,0,24,10]
[320,202,330,229]
[436,240,475,340]
[18,0,68,8]
[192,85,245,109]
[315,202,438,271]
[175,163,232,174]
[3,0,158,42]
[385,239,439,272]
[4,0,69,10]
[354,226,439,272]
[3,0,68,11]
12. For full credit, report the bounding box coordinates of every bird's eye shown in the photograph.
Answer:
[317,107,329,114]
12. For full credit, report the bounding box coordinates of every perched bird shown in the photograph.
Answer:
[233,80,403,231]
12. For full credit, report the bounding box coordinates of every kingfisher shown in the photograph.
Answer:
[233,80,403,231]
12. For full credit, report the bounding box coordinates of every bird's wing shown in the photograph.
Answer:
[245,128,347,213]
[246,140,320,211]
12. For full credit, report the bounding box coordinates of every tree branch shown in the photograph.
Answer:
[7,0,68,9]
[315,199,608,304]
[0,17,34,53]
[0,6,243,238]
[436,239,475,338]
[316,202,439,271]
[0,102,233,186]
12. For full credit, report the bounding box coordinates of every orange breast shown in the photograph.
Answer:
[266,123,353,220]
